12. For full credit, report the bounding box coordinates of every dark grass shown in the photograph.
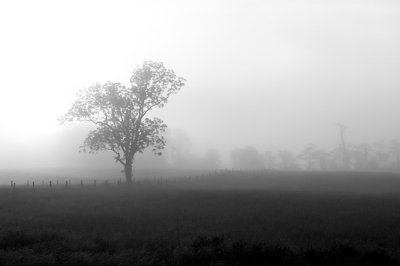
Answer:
[1,171,400,265]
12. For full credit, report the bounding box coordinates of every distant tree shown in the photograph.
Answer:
[277,150,299,170]
[336,123,350,170]
[298,143,318,170]
[231,146,265,170]
[389,140,400,169]
[164,129,193,168]
[371,141,390,170]
[326,147,343,170]
[60,61,185,183]
[264,151,276,170]
[351,143,372,171]
[312,149,331,170]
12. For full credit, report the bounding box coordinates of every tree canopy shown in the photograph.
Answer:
[60,61,185,183]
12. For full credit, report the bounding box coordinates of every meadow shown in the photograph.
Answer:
[1,170,400,265]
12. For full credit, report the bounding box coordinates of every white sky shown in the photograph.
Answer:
[0,0,400,168]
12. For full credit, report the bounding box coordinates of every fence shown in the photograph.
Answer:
[5,170,229,191]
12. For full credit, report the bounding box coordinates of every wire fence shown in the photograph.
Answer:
[5,170,234,191]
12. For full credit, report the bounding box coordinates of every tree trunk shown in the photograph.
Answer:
[124,158,133,184]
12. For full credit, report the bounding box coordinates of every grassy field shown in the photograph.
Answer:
[1,170,400,265]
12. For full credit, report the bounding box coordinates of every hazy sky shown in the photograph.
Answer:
[0,0,399,168]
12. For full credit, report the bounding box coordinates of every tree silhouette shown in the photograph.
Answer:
[264,151,276,170]
[60,61,185,183]
[277,150,299,170]
[389,140,400,170]
[336,123,350,170]
[352,143,372,171]
[298,143,318,170]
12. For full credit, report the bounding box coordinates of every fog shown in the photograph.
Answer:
[1,0,400,173]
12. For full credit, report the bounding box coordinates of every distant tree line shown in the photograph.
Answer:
[230,139,400,172]
[136,128,400,173]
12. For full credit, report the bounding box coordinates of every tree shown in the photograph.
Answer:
[60,61,185,183]
[277,150,299,170]
[164,129,193,168]
[264,151,276,170]
[389,139,400,170]
[298,143,318,170]
[336,123,350,170]
[351,143,372,171]
[371,141,390,170]
[326,147,343,170]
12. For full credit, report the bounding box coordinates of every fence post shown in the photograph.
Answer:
[81,180,83,187]
[49,181,52,189]
[32,181,35,190]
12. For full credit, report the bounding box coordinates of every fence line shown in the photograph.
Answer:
[4,170,232,191]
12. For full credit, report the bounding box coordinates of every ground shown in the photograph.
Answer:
[0,170,400,265]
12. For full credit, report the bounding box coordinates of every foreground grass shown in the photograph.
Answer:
[1,171,400,265]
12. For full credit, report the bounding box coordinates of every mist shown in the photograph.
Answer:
[3,2,400,264]
[1,0,400,174]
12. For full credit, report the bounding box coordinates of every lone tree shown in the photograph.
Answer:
[60,61,185,183]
